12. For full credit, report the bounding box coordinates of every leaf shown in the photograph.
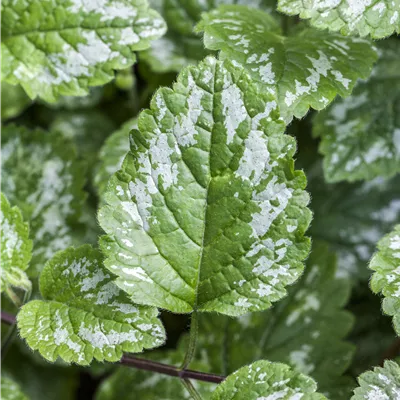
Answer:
[96,336,216,400]
[306,160,400,281]
[94,118,137,195]
[1,0,166,102]
[1,194,32,293]
[278,0,400,39]
[1,82,31,120]
[98,56,312,316]
[50,110,116,178]
[1,376,28,400]
[1,125,86,277]
[196,5,377,123]
[370,225,400,335]
[17,245,165,365]
[141,0,277,73]
[352,360,400,400]
[314,39,400,183]
[211,360,326,400]
[196,243,355,399]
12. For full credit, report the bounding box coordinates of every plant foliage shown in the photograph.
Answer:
[1,0,400,398]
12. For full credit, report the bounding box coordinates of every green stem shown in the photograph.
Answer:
[181,378,203,400]
[180,311,199,370]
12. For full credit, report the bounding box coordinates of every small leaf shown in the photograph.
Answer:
[212,360,326,400]
[352,360,400,400]
[99,56,312,316]
[1,125,86,276]
[314,39,400,183]
[17,245,165,365]
[1,194,32,293]
[370,225,400,335]
[1,376,28,400]
[278,0,400,39]
[196,5,377,123]
[94,118,137,196]
[1,0,166,102]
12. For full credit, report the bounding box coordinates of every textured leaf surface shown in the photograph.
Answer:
[94,118,137,195]
[314,39,400,183]
[99,56,312,315]
[278,0,400,39]
[1,0,166,102]
[1,125,86,276]
[306,159,400,280]
[196,5,377,123]
[197,243,355,399]
[212,360,326,400]
[96,336,215,400]
[370,225,400,335]
[1,83,31,119]
[17,245,165,365]
[352,360,400,399]
[141,0,276,73]
[1,194,32,293]
[1,376,28,400]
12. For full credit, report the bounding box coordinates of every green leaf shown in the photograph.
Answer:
[1,0,166,102]
[307,160,400,280]
[96,336,216,400]
[370,225,400,335]
[17,245,165,365]
[50,110,116,178]
[94,118,137,195]
[1,376,29,400]
[197,243,355,399]
[196,5,377,123]
[1,124,86,277]
[141,0,207,73]
[1,82,31,120]
[314,39,400,183]
[1,194,32,293]
[212,360,326,400]
[352,360,400,400]
[278,0,400,39]
[98,56,312,316]
[141,0,278,73]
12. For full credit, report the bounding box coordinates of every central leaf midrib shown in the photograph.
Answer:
[192,64,216,311]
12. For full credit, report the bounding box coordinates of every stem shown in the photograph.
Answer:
[180,311,199,370]
[1,311,225,384]
[121,354,225,384]
[181,378,203,400]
